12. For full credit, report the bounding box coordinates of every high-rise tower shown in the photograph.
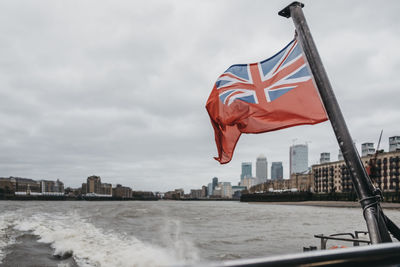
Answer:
[256,155,268,184]
[241,162,252,180]
[290,144,308,174]
[271,162,283,180]
[212,177,218,191]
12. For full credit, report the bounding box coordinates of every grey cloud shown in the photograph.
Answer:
[0,0,399,191]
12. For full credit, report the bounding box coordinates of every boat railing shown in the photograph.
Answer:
[314,231,370,249]
[211,242,400,267]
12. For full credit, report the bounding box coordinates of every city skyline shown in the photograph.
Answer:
[3,135,399,193]
[0,0,399,192]
[3,139,400,197]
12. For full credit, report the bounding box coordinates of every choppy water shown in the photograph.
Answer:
[1,201,400,267]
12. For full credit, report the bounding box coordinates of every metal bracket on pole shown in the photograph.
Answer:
[278,1,303,18]
[278,2,392,244]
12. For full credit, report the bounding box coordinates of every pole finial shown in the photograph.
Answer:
[278,1,304,18]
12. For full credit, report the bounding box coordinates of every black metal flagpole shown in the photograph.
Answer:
[278,2,392,244]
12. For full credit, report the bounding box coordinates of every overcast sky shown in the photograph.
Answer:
[0,0,399,192]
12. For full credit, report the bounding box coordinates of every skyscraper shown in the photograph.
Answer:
[241,162,252,180]
[256,155,267,184]
[271,162,283,180]
[212,177,218,191]
[290,144,308,174]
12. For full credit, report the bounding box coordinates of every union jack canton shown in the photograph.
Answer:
[215,39,313,107]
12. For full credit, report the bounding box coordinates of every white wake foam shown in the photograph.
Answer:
[3,210,199,267]
[0,211,19,264]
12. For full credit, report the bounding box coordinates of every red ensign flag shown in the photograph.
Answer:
[206,38,328,164]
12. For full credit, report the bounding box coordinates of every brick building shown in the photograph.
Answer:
[113,184,133,198]
[82,175,112,197]
[313,150,400,193]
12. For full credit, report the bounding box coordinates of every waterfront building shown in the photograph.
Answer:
[55,179,64,193]
[164,189,184,200]
[65,187,81,197]
[190,189,202,199]
[312,150,400,193]
[366,151,400,192]
[40,180,53,193]
[264,179,291,192]
[86,175,102,194]
[201,185,208,198]
[41,179,64,193]
[174,188,184,198]
[0,177,38,195]
[219,182,233,199]
[290,173,313,192]
[14,178,41,194]
[240,177,256,189]
[389,136,400,152]
[320,152,330,164]
[101,183,112,196]
[249,173,311,193]
[241,162,252,180]
[40,179,64,196]
[361,143,375,157]
[113,184,132,198]
[271,162,283,180]
[0,178,15,195]
[83,175,112,197]
[313,160,345,193]
[163,191,176,200]
[212,186,222,198]
[256,155,268,184]
[290,144,308,174]
[0,177,65,196]
[248,172,314,193]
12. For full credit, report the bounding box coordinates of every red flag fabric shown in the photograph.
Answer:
[206,38,328,164]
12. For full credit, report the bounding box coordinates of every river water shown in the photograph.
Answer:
[0,201,400,266]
